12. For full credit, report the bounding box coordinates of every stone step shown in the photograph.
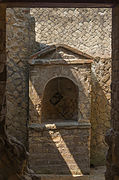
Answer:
[31,174,104,180]
[30,166,105,180]
[31,175,88,180]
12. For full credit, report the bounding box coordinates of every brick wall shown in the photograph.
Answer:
[31,8,112,58]
[31,8,112,165]
[6,8,35,145]
[6,8,112,165]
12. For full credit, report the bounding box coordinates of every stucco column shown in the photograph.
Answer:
[105,4,119,180]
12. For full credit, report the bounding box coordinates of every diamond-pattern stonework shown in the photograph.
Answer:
[6,8,111,167]
[31,8,112,58]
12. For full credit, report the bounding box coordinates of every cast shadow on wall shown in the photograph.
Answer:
[28,43,111,174]
[90,71,111,166]
[28,59,91,175]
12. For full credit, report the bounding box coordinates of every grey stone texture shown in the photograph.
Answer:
[6,7,112,167]
[0,5,28,180]
[0,3,119,180]
[30,8,112,166]
[29,45,92,124]
[29,125,91,175]
[91,57,111,165]
[28,45,92,175]
[6,8,35,145]
[30,8,112,58]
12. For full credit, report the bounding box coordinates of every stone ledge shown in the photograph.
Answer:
[28,59,93,66]
[30,174,90,180]
[28,166,105,180]
[28,121,91,131]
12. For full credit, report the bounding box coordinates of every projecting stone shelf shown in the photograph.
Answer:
[28,121,91,131]
[29,59,93,66]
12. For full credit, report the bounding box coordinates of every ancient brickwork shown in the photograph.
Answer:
[29,64,91,123]
[31,8,112,58]
[91,57,111,165]
[5,7,112,166]
[30,8,112,166]
[29,125,90,175]
[6,8,35,145]
[0,5,29,180]
[29,59,92,125]
[28,45,92,175]
[0,3,119,180]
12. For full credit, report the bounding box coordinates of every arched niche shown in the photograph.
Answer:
[41,77,79,123]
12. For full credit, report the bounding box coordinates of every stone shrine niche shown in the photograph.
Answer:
[28,44,93,175]
[41,77,78,123]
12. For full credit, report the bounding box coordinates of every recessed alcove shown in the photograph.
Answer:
[28,44,93,175]
[41,77,78,123]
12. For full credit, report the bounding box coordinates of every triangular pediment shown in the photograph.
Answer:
[30,44,93,60]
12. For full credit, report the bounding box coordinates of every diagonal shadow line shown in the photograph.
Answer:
[28,50,92,175]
